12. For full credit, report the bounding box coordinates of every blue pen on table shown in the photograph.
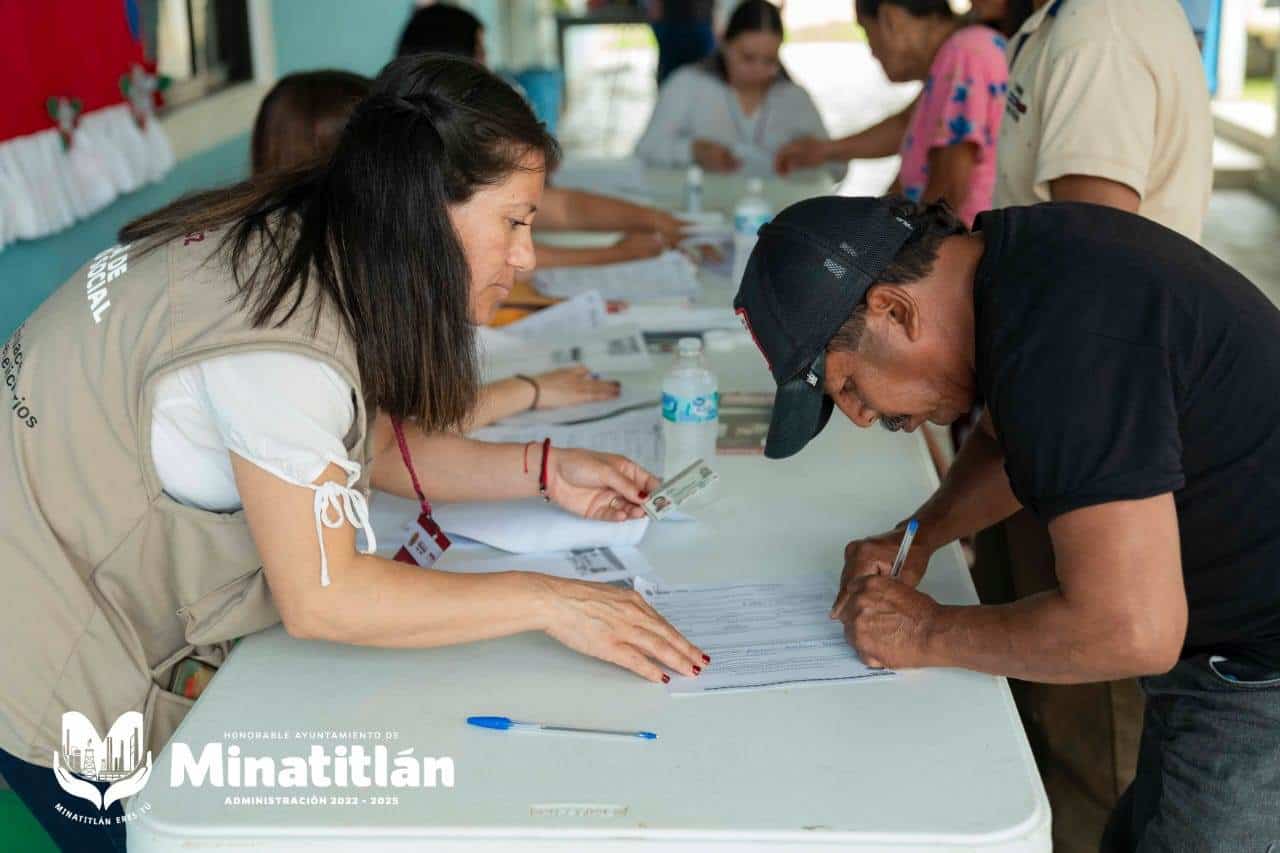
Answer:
[888,518,920,579]
[466,716,657,741]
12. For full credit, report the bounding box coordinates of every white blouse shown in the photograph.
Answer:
[634,64,842,180]
[150,350,376,586]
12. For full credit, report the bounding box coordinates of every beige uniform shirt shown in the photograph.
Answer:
[994,0,1213,241]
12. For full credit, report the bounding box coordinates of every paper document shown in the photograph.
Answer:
[471,407,665,476]
[502,291,608,340]
[637,575,895,694]
[436,545,654,585]
[369,490,650,555]
[716,392,773,455]
[494,385,659,428]
[484,325,652,382]
[534,251,701,303]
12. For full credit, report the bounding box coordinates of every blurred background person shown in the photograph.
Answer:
[635,0,838,178]
[252,70,623,428]
[648,0,717,85]
[395,3,695,268]
[776,0,1008,227]
[968,0,1036,37]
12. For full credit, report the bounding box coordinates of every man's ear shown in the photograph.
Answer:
[864,284,922,342]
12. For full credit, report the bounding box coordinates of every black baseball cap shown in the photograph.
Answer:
[733,196,915,459]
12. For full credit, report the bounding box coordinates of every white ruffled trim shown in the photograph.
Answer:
[0,103,175,252]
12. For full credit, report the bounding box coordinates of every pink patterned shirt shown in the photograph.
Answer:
[898,26,1009,227]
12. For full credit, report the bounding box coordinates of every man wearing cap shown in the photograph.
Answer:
[734,195,1280,850]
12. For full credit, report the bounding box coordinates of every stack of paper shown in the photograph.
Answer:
[483,324,652,383]
[534,251,701,303]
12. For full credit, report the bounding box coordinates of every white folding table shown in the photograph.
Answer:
[128,168,1049,851]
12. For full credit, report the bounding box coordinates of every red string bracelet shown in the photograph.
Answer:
[538,437,552,502]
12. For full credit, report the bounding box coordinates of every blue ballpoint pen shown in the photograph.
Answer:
[889,518,920,579]
[467,716,657,741]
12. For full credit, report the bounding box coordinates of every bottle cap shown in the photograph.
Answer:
[676,336,704,356]
[746,177,765,195]
[686,165,704,185]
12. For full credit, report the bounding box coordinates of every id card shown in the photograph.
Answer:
[394,512,452,568]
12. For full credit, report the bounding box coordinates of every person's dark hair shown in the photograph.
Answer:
[396,4,483,59]
[704,0,788,82]
[827,196,967,354]
[855,0,955,20]
[983,0,1033,37]
[120,55,560,430]
[251,70,372,175]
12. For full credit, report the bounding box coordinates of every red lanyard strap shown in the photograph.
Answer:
[391,417,432,517]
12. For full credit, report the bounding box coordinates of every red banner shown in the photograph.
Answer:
[0,0,146,141]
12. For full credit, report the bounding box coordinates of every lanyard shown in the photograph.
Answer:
[726,87,769,148]
[391,417,432,518]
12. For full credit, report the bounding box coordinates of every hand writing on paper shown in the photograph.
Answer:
[832,527,933,618]
[546,447,660,522]
[835,575,939,669]
[541,577,707,682]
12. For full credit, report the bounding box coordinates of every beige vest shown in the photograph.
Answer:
[0,228,374,767]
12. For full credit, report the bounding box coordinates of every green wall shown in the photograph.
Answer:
[272,0,415,77]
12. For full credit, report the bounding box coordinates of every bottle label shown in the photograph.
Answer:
[662,391,719,423]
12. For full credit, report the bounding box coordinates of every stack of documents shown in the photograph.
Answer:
[636,575,895,695]
[534,251,701,303]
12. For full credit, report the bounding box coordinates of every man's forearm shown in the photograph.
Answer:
[913,422,1021,551]
[925,591,1171,683]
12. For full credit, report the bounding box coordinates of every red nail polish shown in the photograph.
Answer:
[693,665,702,675]
[661,674,670,683]
[702,654,711,663]
[639,491,649,499]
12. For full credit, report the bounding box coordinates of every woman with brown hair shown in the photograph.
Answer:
[0,55,706,852]
[250,70,624,429]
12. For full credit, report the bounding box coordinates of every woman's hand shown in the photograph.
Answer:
[545,447,659,521]
[608,231,667,263]
[692,139,741,173]
[533,366,621,410]
[540,575,709,681]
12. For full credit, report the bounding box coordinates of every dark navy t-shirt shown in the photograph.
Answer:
[973,203,1280,669]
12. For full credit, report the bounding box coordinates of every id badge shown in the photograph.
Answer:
[394,512,451,568]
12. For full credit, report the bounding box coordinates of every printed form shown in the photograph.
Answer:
[637,575,895,695]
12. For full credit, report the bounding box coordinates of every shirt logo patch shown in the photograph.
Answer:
[1005,82,1028,122]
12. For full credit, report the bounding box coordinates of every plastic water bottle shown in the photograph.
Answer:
[684,165,704,215]
[732,178,771,286]
[662,337,719,474]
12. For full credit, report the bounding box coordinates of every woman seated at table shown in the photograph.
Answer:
[775,0,1008,226]
[396,2,691,268]
[250,69,623,428]
[0,55,706,852]
[634,0,838,179]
